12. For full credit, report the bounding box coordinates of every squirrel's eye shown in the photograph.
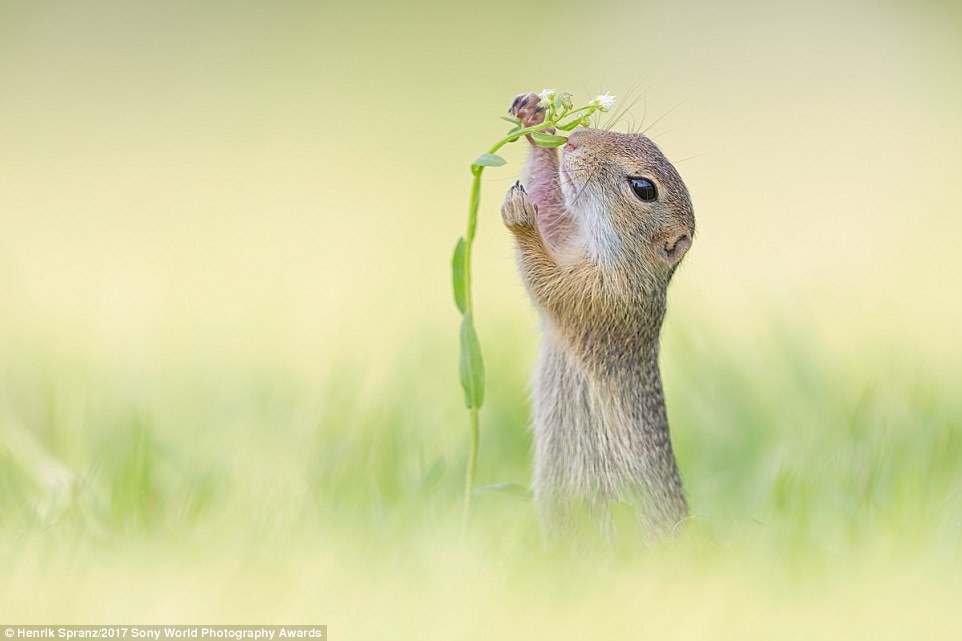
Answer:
[629,177,657,202]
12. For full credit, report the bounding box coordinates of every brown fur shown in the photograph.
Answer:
[502,93,695,541]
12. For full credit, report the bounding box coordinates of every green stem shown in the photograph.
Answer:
[467,167,482,243]
[485,119,556,157]
[462,406,479,530]
[461,167,482,529]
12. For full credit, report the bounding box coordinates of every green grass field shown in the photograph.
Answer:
[2,318,960,638]
[2,1,961,638]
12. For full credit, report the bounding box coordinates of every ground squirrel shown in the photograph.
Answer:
[502,92,695,540]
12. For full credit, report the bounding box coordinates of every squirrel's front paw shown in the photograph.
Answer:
[508,92,546,128]
[501,181,537,231]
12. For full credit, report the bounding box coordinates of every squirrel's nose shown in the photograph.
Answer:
[564,137,579,152]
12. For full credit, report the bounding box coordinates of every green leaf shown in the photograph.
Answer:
[473,153,507,168]
[499,116,521,125]
[531,132,568,148]
[451,237,467,314]
[556,118,585,131]
[459,315,485,408]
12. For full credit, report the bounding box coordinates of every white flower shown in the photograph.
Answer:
[538,88,556,108]
[593,92,616,112]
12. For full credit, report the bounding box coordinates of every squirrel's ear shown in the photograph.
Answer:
[656,229,692,266]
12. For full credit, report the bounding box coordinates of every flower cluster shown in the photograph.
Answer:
[526,89,616,136]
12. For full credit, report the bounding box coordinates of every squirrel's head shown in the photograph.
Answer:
[560,128,694,276]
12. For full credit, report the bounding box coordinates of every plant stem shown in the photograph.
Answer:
[483,119,557,159]
[461,167,482,529]
[462,405,479,530]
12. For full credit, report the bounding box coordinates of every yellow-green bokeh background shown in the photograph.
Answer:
[3,0,960,366]
[1,0,961,638]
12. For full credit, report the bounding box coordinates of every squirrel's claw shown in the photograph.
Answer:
[508,92,546,128]
[502,182,536,230]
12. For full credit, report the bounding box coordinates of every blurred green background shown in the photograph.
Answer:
[1,0,961,638]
